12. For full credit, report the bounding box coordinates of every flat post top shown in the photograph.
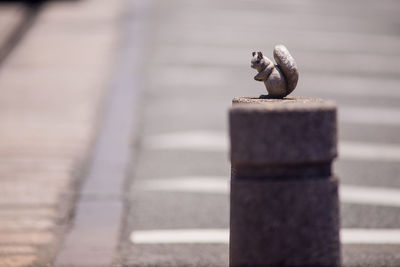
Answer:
[229,97,337,166]
[232,96,336,110]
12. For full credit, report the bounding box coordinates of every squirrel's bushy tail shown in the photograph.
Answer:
[273,45,299,96]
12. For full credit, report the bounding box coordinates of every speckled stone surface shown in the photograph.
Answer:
[230,97,337,166]
[229,96,340,266]
[233,96,327,105]
[230,177,341,267]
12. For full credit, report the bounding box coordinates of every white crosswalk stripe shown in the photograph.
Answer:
[130,228,400,245]
[145,131,400,162]
[139,177,400,208]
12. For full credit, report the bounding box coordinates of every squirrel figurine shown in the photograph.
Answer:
[251,45,299,98]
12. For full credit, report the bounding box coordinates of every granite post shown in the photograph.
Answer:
[229,97,341,267]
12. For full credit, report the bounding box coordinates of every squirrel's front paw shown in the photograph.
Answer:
[254,76,262,81]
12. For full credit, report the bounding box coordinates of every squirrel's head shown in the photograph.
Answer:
[251,51,267,71]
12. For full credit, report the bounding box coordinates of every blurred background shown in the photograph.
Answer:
[0,0,399,266]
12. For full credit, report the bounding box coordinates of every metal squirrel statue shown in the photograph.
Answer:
[251,45,299,98]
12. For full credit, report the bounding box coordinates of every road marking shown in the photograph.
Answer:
[155,67,229,87]
[130,228,400,245]
[304,75,400,98]
[341,106,400,126]
[341,229,400,244]
[341,185,400,207]
[131,229,228,244]
[145,131,400,162]
[339,141,400,162]
[144,131,227,151]
[140,176,228,194]
[139,177,400,208]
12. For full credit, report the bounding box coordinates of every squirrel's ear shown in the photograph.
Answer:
[257,52,263,59]
[252,52,256,57]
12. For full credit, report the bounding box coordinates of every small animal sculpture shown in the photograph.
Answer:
[251,45,299,98]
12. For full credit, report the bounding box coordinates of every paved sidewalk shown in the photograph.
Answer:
[0,0,122,265]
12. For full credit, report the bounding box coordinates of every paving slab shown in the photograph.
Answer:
[0,0,122,265]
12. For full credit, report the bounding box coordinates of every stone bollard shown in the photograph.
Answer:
[229,97,341,267]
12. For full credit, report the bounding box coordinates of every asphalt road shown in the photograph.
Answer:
[119,0,400,266]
